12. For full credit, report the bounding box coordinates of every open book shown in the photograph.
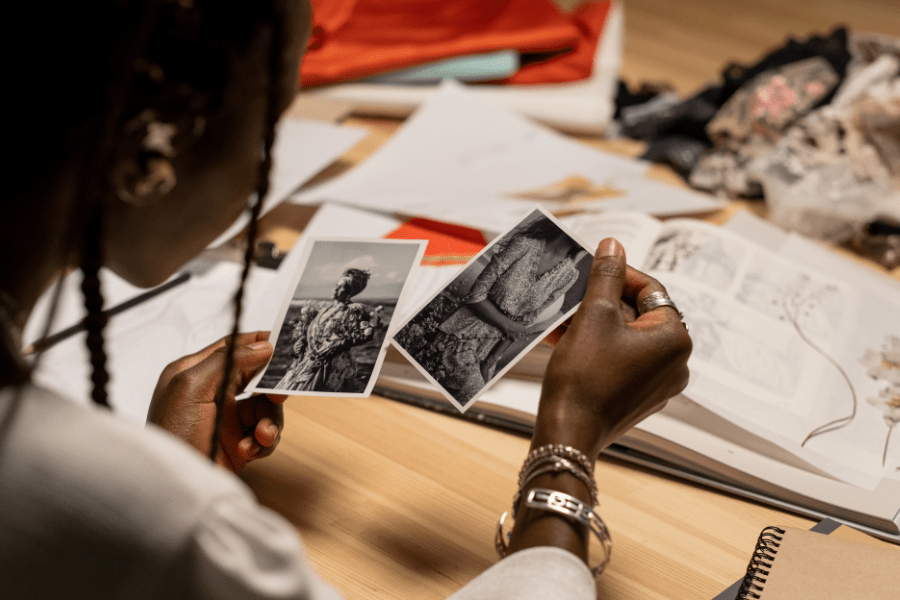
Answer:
[377,210,900,541]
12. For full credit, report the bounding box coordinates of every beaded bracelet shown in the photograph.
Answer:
[520,445,595,482]
[495,488,612,577]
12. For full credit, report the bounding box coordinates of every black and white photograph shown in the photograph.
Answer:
[247,238,426,397]
[392,207,593,412]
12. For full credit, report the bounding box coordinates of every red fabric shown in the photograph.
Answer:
[385,218,486,266]
[501,1,612,85]
[300,0,582,87]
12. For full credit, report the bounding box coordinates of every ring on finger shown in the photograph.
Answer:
[638,291,684,319]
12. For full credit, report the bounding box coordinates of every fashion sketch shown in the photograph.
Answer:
[394,210,590,408]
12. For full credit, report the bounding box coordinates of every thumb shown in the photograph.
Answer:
[211,340,274,391]
[569,238,627,331]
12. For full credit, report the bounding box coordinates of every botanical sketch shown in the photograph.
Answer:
[665,280,805,398]
[645,226,745,291]
[732,257,858,445]
[736,254,843,343]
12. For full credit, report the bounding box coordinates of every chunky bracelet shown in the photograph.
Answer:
[495,488,612,577]
[513,457,598,516]
[520,445,595,482]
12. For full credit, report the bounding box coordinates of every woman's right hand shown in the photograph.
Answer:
[533,237,692,461]
[505,238,691,561]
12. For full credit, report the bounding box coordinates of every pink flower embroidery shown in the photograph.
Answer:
[752,75,797,121]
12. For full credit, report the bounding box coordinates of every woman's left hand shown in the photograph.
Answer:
[147,331,287,473]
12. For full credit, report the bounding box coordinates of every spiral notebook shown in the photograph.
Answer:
[733,525,898,599]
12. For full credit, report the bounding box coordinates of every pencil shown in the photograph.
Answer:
[26,271,192,355]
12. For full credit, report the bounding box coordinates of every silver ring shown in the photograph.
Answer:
[638,291,684,318]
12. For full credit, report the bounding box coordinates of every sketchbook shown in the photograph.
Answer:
[731,525,898,599]
[375,209,900,541]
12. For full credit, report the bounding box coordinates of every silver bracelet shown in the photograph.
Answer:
[514,458,598,515]
[520,445,595,481]
[495,488,612,577]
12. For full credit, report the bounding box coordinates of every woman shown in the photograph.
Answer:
[434,218,588,404]
[0,1,691,598]
[275,268,382,392]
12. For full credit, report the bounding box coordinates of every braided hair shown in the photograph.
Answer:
[2,1,290,462]
[207,9,286,462]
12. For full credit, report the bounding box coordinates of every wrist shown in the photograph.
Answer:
[532,388,611,461]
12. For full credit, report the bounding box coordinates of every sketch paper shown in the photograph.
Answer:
[293,81,723,232]
[391,206,593,412]
[26,261,278,425]
[574,212,900,484]
[247,238,426,397]
[208,117,367,248]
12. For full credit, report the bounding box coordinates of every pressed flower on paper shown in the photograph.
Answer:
[860,336,900,466]
[859,335,900,385]
[865,386,899,466]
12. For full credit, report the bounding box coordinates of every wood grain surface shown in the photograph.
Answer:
[242,2,900,598]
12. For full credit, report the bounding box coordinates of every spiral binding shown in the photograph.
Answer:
[735,526,786,599]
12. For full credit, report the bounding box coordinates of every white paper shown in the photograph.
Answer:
[294,82,723,232]
[27,262,277,424]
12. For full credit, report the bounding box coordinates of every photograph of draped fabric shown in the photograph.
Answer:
[392,207,592,411]
[248,239,426,397]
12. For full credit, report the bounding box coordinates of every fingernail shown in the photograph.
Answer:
[248,341,272,351]
[598,238,621,257]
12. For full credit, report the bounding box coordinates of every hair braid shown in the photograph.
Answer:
[75,3,167,409]
[80,208,111,408]
[208,18,283,462]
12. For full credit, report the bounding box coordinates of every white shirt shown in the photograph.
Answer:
[0,384,595,600]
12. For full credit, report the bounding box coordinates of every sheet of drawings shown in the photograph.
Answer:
[646,219,900,483]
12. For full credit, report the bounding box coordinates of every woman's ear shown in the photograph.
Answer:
[110,154,176,208]
[109,110,199,208]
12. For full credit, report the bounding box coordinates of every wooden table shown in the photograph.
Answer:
[241,2,899,598]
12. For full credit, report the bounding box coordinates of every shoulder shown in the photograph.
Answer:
[1,384,250,545]
[0,384,329,598]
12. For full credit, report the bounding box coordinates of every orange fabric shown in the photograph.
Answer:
[301,0,581,87]
[501,1,612,85]
[385,218,487,266]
